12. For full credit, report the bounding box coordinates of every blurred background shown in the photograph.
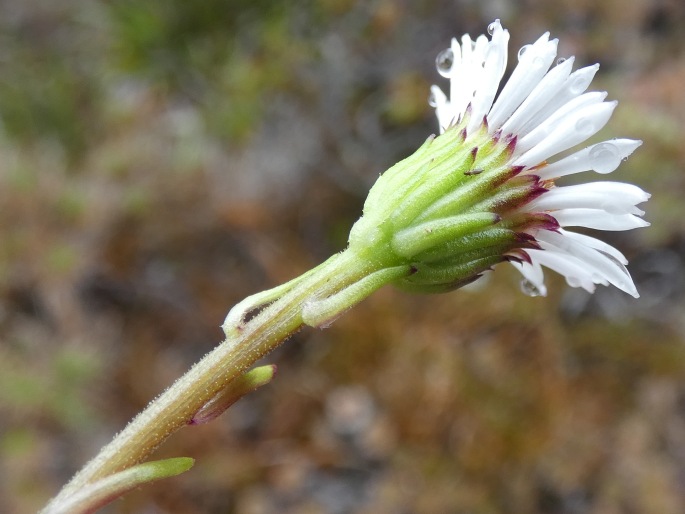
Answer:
[2,0,685,512]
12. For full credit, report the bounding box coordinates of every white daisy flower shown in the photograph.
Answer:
[429,20,649,297]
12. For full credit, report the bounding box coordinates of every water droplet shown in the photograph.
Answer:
[436,48,454,77]
[556,57,566,65]
[487,22,497,35]
[518,44,532,61]
[520,279,542,297]
[428,91,438,107]
[569,76,586,95]
[589,142,620,174]
[575,117,594,136]
[566,276,582,288]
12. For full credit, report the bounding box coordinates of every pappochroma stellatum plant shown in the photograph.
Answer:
[42,20,649,514]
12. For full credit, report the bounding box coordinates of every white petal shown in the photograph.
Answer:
[553,208,650,231]
[487,33,558,130]
[450,35,474,115]
[518,64,599,136]
[558,229,628,265]
[516,92,608,155]
[514,100,617,167]
[433,38,462,128]
[527,182,650,215]
[474,34,490,62]
[499,57,575,136]
[469,21,509,132]
[537,139,643,179]
[449,36,461,72]
[467,35,490,99]
[430,85,452,131]
[526,249,599,293]
[537,231,638,297]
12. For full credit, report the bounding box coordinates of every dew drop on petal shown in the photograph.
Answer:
[575,117,594,136]
[556,57,567,65]
[436,48,454,77]
[589,142,621,174]
[566,276,582,288]
[518,44,532,61]
[428,91,438,107]
[487,22,497,35]
[520,279,542,297]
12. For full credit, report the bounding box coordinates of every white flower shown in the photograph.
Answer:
[430,20,649,297]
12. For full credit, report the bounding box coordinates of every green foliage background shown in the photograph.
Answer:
[2,1,685,512]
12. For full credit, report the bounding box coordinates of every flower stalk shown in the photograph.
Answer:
[43,248,412,513]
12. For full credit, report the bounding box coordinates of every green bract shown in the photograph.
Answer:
[348,111,545,293]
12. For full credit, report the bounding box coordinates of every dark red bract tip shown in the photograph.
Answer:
[506,135,518,154]
[505,249,533,265]
[515,232,537,243]
[526,212,560,232]
[530,186,549,201]
[509,165,525,177]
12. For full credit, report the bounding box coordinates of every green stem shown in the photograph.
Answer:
[43,247,403,513]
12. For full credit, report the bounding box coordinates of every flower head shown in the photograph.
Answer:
[347,20,647,298]
[427,19,649,297]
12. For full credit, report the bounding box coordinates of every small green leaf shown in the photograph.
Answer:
[44,457,194,514]
[190,365,277,424]
[302,264,411,328]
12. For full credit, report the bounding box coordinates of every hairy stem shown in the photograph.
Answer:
[43,247,401,513]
